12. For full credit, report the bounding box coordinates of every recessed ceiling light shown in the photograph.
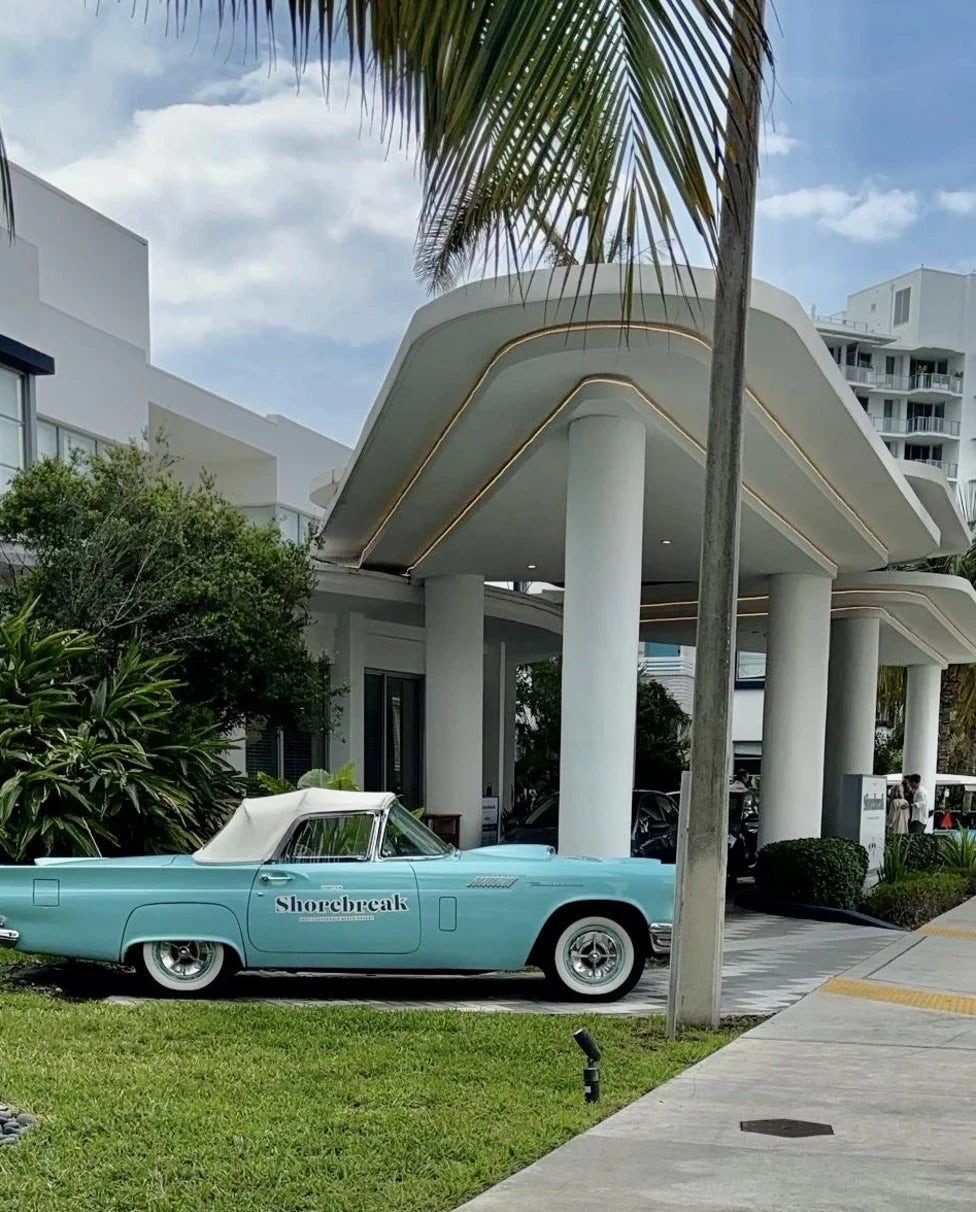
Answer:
[527,563,537,569]
[661,539,672,546]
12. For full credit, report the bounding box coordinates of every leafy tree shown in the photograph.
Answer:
[0,441,327,735]
[0,602,244,861]
[515,658,689,803]
[633,672,691,791]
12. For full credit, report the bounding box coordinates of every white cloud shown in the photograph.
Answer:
[48,67,425,351]
[758,185,919,242]
[760,127,799,157]
[938,189,976,216]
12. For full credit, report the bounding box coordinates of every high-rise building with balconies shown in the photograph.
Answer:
[813,268,976,514]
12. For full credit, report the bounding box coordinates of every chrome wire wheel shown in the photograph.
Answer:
[549,914,642,1001]
[567,928,623,984]
[141,940,227,995]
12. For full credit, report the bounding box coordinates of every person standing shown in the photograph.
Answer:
[907,773,929,835]
[887,791,909,836]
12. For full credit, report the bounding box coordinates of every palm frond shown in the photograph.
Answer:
[0,1,769,317]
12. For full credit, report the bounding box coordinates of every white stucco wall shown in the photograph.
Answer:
[0,164,351,514]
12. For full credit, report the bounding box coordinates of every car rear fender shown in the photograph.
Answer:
[526,897,650,967]
[121,903,246,965]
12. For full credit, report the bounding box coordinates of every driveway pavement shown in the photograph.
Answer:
[455,898,976,1211]
[90,907,896,1017]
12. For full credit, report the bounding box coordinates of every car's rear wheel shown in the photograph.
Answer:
[137,940,231,996]
[543,913,645,1002]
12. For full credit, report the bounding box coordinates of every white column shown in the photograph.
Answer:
[903,663,942,833]
[559,413,646,857]
[425,574,485,849]
[822,615,881,836]
[759,573,833,846]
[330,611,366,781]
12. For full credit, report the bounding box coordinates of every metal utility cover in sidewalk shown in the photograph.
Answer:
[740,1118,834,1138]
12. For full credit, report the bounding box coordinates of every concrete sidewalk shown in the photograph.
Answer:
[458,899,976,1211]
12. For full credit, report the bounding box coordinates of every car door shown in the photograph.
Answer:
[246,810,420,957]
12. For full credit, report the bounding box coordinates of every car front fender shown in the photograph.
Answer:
[120,903,246,965]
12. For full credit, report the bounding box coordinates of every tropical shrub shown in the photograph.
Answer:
[862,872,971,930]
[755,836,869,911]
[249,763,360,798]
[0,603,243,861]
[899,832,945,874]
[938,829,976,872]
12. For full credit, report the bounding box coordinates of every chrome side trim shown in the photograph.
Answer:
[0,927,20,945]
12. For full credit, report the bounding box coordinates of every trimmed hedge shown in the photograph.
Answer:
[755,837,869,911]
[862,871,972,930]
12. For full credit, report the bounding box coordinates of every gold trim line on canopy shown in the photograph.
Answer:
[353,319,890,570]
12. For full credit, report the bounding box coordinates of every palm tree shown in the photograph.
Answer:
[0,2,768,318]
[1,1,772,1031]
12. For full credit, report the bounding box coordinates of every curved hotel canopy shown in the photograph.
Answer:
[315,265,976,854]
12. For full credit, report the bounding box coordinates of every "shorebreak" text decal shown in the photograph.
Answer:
[274,893,410,923]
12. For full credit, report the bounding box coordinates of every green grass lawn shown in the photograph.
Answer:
[0,954,740,1212]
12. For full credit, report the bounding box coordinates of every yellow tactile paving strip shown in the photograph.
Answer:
[822,976,976,1016]
[916,924,976,940]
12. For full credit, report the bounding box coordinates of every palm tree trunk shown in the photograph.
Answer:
[668,0,766,1035]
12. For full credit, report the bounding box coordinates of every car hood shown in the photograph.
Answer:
[459,844,558,862]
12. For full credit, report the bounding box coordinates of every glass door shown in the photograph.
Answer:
[363,671,424,809]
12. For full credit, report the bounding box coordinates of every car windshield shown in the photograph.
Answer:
[380,803,452,858]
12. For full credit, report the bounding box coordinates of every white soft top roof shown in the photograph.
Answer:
[193,788,396,864]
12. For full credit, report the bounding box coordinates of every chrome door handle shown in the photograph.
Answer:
[260,873,293,885]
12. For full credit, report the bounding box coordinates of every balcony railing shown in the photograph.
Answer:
[910,372,963,393]
[843,365,964,394]
[905,457,959,479]
[871,416,961,437]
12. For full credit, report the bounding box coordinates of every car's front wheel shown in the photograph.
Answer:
[137,940,232,996]
[543,912,646,1002]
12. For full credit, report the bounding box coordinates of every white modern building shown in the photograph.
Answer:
[814,268,976,495]
[666,268,976,774]
[3,162,975,860]
[0,164,562,832]
[313,261,976,851]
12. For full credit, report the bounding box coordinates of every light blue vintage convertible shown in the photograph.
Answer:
[0,789,674,1001]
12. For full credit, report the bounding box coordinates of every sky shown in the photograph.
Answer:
[3,1,976,446]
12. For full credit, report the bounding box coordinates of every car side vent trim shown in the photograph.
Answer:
[467,875,518,889]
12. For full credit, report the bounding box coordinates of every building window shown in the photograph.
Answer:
[641,642,680,658]
[883,399,894,419]
[245,726,324,783]
[240,503,315,543]
[735,651,767,686]
[0,365,25,494]
[35,417,110,466]
[893,287,911,326]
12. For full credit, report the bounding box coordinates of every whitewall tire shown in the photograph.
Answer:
[138,940,231,996]
[545,913,645,1002]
